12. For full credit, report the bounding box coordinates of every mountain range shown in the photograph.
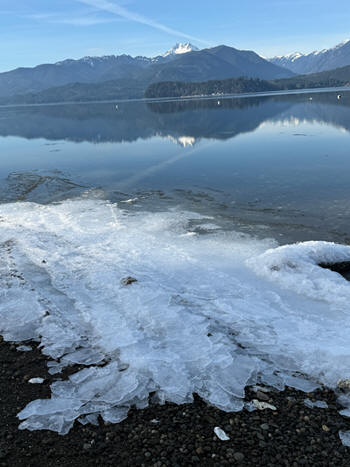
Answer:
[270,40,350,74]
[0,43,293,99]
[1,40,350,104]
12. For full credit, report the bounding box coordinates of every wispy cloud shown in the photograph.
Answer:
[26,12,122,27]
[26,13,54,20]
[58,16,122,26]
[75,0,209,44]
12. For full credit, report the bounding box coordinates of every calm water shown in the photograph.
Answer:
[1,89,350,243]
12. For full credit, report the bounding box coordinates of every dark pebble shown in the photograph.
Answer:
[256,390,270,402]
[120,276,138,286]
[234,452,245,462]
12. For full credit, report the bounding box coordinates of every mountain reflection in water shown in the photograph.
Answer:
[0,91,349,145]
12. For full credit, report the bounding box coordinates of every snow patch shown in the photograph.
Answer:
[162,42,199,57]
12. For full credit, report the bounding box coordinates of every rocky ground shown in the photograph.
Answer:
[0,337,349,467]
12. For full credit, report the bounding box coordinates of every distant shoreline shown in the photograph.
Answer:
[0,85,349,109]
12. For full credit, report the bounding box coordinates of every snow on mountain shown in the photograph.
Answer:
[270,39,350,74]
[285,52,304,62]
[162,42,200,58]
[53,44,200,70]
[0,43,292,99]
[55,54,152,68]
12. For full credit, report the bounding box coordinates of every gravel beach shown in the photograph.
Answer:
[0,337,349,466]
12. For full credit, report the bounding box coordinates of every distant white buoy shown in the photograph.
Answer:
[308,97,313,101]
[115,105,119,110]
[217,100,221,105]
[337,95,342,100]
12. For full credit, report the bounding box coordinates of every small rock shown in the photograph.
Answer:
[233,452,245,462]
[83,443,91,450]
[256,390,269,402]
[42,438,54,446]
[252,399,277,411]
[338,379,350,390]
[204,415,216,424]
[260,423,269,431]
[121,276,138,286]
[322,425,330,432]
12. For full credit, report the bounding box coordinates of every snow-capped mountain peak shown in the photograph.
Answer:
[269,38,350,74]
[285,52,304,62]
[162,42,199,57]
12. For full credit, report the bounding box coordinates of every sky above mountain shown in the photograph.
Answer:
[0,0,350,72]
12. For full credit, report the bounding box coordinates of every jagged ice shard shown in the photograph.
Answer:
[0,197,350,435]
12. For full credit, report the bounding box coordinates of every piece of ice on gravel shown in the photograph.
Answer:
[339,431,350,447]
[337,394,350,417]
[79,414,99,426]
[252,400,277,411]
[283,375,320,392]
[214,427,230,441]
[28,378,45,384]
[252,385,270,393]
[17,345,32,352]
[304,398,328,409]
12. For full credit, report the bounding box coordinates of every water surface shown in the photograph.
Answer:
[1,90,350,243]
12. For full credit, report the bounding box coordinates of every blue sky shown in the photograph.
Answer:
[0,0,349,72]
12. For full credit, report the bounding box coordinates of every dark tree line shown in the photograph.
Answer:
[145,77,280,98]
[145,67,350,99]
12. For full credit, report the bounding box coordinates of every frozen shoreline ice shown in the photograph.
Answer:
[0,197,350,435]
